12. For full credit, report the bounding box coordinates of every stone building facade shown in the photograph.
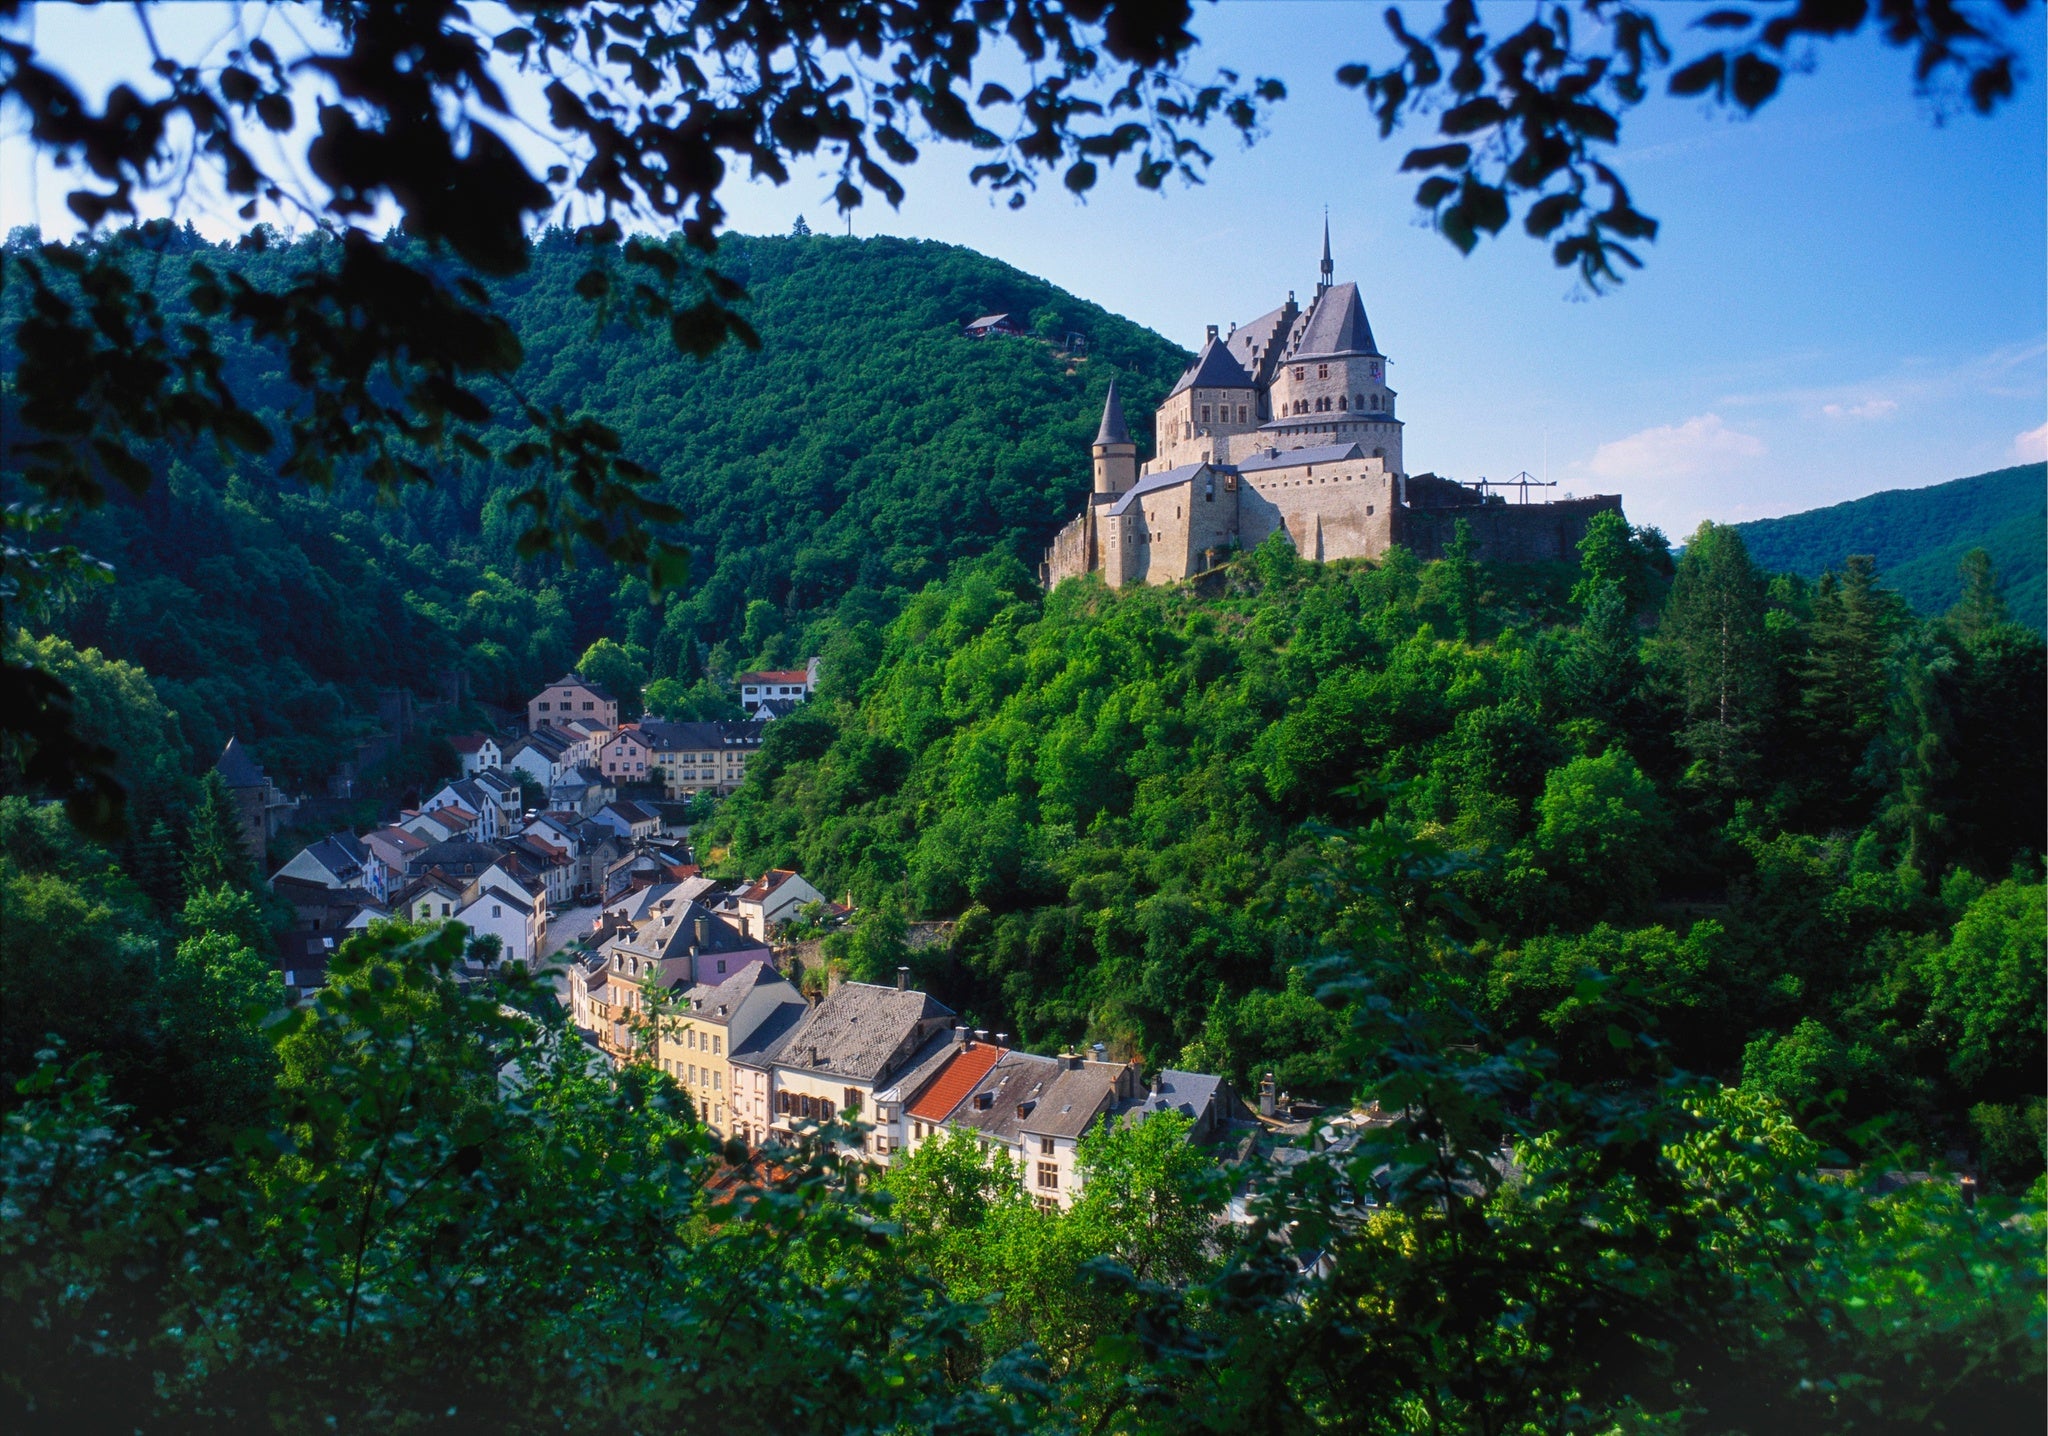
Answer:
[1042,227,1624,589]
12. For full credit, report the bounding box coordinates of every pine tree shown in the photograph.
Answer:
[1443,519,1479,641]
[185,770,254,897]
[1948,547,2009,637]
[1661,522,1772,789]
[1560,580,1642,723]
[1797,555,1905,816]
[790,214,812,237]
[129,818,184,915]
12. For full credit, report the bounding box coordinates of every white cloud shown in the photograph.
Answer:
[1586,413,1766,483]
[1821,397,1898,420]
[2015,423,2048,463]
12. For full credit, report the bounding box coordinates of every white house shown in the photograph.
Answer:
[452,733,503,776]
[737,658,819,716]
[271,833,367,891]
[731,869,826,940]
[456,885,543,968]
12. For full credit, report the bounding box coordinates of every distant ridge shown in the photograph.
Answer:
[1734,464,2045,633]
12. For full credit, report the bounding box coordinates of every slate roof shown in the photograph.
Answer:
[216,736,268,789]
[1168,336,1255,397]
[545,673,618,702]
[729,1001,806,1068]
[1289,281,1379,359]
[607,799,656,824]
[413,839,504,876]
[905,1040,1005,1122]
[450,732,495,754]
[1017,1063,1126,1139]
[679,959,784,1020]
[1123,1069,1227,1124]
[946,1050,1062,1144]
[622,900,764,962]
[468,885,534,916]
[1093,378,1132,446]
[1225,300,1297,384]
[774,982,954,1085]
[299,833,366,878]
[638,719,767,752]
[1108,463,1206,518]
[739,669,811,684]
[1235,442,1367,475]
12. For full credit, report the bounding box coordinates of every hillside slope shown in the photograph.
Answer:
[1735,464,2044,630]
[25,231,1190,781]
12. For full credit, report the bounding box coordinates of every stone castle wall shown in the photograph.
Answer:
[1391,494,1624,563]
[1237,464,1396,562]
[1043,508,1095,588]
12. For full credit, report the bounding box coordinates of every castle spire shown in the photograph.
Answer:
[1318,209,1333,296]
[1094,377,1132,447]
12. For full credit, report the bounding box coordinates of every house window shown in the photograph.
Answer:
[1036,1162,1059,1189]
[1036,1195,1058,1212]
[538,702,550,711]
[492,905,502,918]
[1040,1136,1055,1156]
[843,1087,863,1116]
[713,1036,722,1055]
[713,1072,721,1090]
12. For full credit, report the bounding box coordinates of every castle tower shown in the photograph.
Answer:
[1092,378,1138,495]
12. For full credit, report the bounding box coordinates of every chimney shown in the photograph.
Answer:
[896,965,909,990]
[808,1045,819,1066]
[953,1023,971,1047]
[974,1029,989,1044]
[1205,323,1218,343]
[1090,1041,1106,1063]
[995,1032,1008,1047]
[1259,1071,1277,1118]
[694,915,709,946]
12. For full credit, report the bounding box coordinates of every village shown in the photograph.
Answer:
[224,663,1287,1212]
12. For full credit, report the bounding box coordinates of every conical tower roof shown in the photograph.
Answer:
[1093,378,1132,446]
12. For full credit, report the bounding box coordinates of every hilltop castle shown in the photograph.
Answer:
[1042,226,1623,589]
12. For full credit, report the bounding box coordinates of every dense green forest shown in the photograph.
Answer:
[5,226,1186,789]
[4,226,2043,1430]
[1736,464,2046,632]
[708,521,2044,1170]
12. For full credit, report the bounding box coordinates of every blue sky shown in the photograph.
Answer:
[5,1,2042,538]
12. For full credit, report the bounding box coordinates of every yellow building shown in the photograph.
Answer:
[653,963,807,1136]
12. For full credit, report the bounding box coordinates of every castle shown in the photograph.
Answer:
[1042,226,1624,589]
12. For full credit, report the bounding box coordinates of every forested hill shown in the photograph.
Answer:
[18,229,1188,785]
[1735,464,2046,631]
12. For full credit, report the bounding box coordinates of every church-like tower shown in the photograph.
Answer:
[1091,378,1138,495]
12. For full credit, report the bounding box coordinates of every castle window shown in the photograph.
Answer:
[1317,363,1329,379]
[1238,406,1248,422]
[1338,395,1348,411]
[1356,394,1366,409]
[1293,367,1304,381]
[1201,405,1210,422]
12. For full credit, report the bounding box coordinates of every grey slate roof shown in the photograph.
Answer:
[1124,1069,1226,1123]
[1289,281,1379,359]
[1235,442,1367,474]
[1108,463,1206,518]
[626,900,762,961]
[1017,1063,1125,1139]
[1093,378,1132,446]
[216,737,268,789]
[773,982,954,1085]
[1168,336,1255,397]
[413,839,504,876]
[730,1000,807,1068]
[947,1050,1062,1144]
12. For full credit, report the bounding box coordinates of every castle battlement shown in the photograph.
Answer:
[1042,225,1623,589]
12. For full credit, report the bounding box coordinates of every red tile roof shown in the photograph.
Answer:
[908,1042,1005,1123]
[450,732,493,753]
[739,670,811,684]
